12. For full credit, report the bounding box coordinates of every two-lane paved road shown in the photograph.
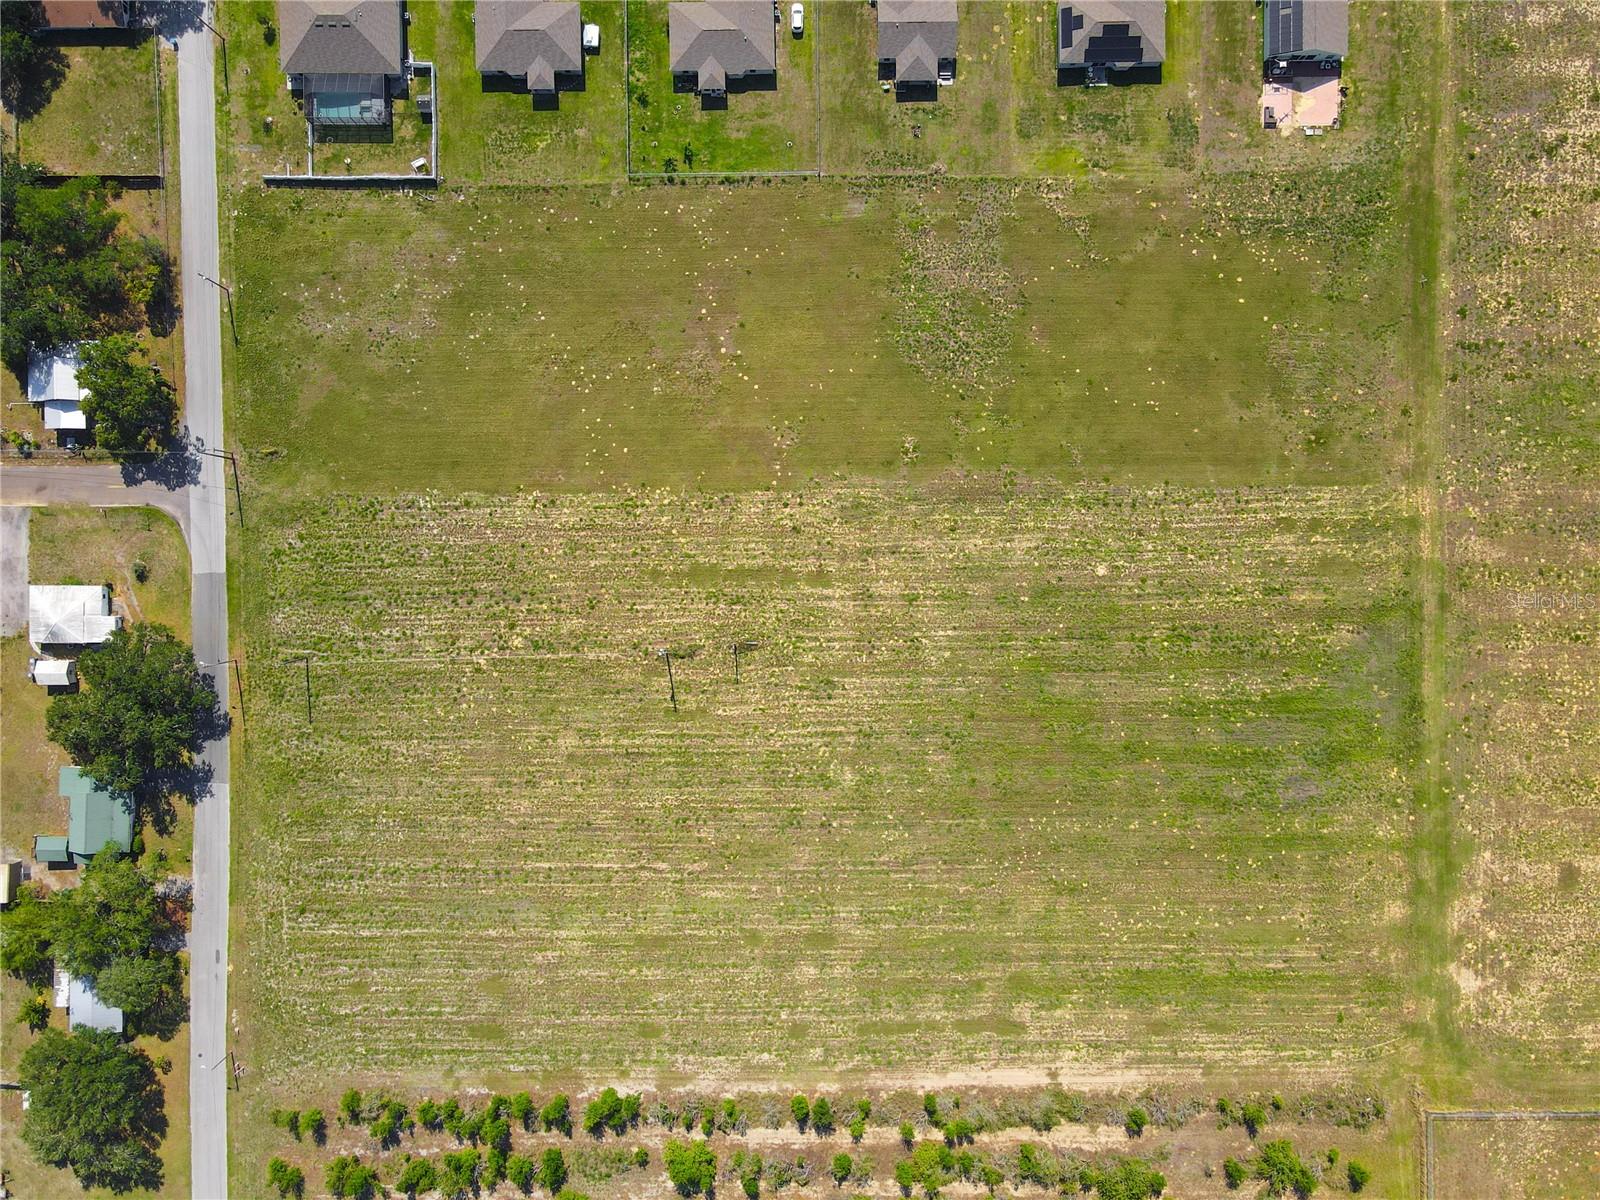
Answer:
[173,8,232,1197]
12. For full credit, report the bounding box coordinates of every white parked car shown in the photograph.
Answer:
[790,3,804,35]
[582,22,601,52]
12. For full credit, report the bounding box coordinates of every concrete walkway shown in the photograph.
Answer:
[0,506,28,637]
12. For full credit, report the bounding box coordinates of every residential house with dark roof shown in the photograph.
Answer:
[668,1,775,104]
[277,0,407,128]
[876,1,958,98]
[476,1,583,105]
[1056,2,1165,85]
[1263,0,1348,72]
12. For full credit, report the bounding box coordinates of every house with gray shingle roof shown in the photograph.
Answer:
[277,0,407,128]
[668,1,775,105]
[1056,2,1165,86]
[476,1,583,104]
[1263,0,1347,71]
[877,1,957,99]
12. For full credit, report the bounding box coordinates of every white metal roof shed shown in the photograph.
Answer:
[28,657,77,687]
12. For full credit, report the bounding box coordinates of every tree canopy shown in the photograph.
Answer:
[0,160,170,371]
[18,1027,165,1192]
[78,333,177,455]
[664,1140,717,1197]
[0,3,65,120]
[0,882,56,985]
[46,623,219,795]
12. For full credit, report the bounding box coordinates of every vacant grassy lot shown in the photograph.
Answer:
[235,481,1416,1082]
[4,39,161,176]
[1444,1,1600,1090]
[0,505,192,1200]
[1433,1117,1600,1200]
[419,1,628,183]
[626,0,819,174]
[228,170,1410,495]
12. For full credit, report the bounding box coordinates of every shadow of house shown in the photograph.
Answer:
[277,0,407,138]
[668,1,775,109]
[1055,2,1165,87]
[475,1,584,111]
[876,1,957,101]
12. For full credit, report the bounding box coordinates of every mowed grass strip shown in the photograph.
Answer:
[230,178,1406,497]
[237,481,1416,1080]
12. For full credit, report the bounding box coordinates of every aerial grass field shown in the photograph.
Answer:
[1442,0,1600,1092]
[1432,1117,1600,1200]
[213,2,1600,1196]
[3,39,162,177]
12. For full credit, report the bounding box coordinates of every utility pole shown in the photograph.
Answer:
[203,658,245,730]
[297,654,313,725]
[197,271,238,344]
[657,647,677,712]
[198,447,243,527]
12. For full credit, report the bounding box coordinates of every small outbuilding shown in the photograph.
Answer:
[668,1,776,103]
[0,861,22,908]
[26,345,90,436]
[876,1,958,98]
[1056,2,1165,85]
[28,657,78,688]
[476,1,584,104]
[28,584,121,651]
[54,969,125,1034]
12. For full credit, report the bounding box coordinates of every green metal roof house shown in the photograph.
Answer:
[33,767,135,867]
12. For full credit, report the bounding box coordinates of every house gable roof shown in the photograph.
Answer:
[278,0,405,76]
[877,0,958,79]
[61,766,135,864]
[1057,2,1166,67]
[1263,0,1348,60]
[668,1,776,85]
[475,1,582,90]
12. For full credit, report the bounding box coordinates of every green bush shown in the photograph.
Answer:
[1347,1161,1371,1193]
[538,1147,568,1193]
[812,1096,835,1134]
[505,1153,535,1192]
[301,1108,326,1145]
[831,1152,855,1183]
[923,1092,940,1121]
[483,1146,507,1190]
[1254,1140,1318,1199]
[1082,1158,1165,1200]
[1241,1102,1269,1139]
[418,1098,442,1129]
[634,1146,650,1168]
[849,1115,866,1142]
[439,1149,482,1200]
[340,1088,363,1123]
[325,1155,378,1200]
[581,1087,640,1136]
[1223,1157,1247,1189]
[396,1157,438,1199]
[541,1092,572,1134]
[508,1090,535,1127]
[267,1157,305,1198]
[900,1121,915,1147]
[16,993,50,1032]
[664,1139,717,1196]
[791,1094,811,1130]
[1125,1107,1149,1138]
